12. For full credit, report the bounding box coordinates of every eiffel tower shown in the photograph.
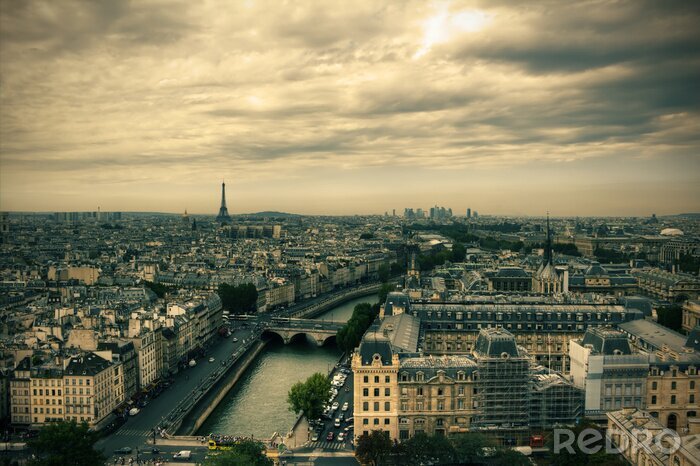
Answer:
[216,181,232,224]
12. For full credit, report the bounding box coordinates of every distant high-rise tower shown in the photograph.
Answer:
[466,208,471,219]
[216,182,232,223]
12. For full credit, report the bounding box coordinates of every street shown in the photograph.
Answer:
[96,325,256,462]
[299,359,355,453]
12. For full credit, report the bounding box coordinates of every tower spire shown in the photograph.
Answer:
[545,212,552,265]
[216,181,231,224]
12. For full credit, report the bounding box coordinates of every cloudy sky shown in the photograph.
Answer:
[1,0,699,216]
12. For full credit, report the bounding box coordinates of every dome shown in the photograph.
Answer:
[660,228,683,236]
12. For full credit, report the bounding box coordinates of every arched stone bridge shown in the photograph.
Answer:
[263,318,344,346]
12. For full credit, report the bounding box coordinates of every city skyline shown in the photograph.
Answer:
[1,1,699,216]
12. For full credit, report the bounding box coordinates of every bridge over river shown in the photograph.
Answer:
[264,317,344,346]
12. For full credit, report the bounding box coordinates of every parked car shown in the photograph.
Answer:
[331,402,339,411]
[338,432,345,442]
[208,357,215,363]
[311,432,319,441]
[114,447,132,454]
[128,407,140,416]
[334,418,341,427]
[233,337,238,342]
[342,402,349,412]
[326,431,334,441]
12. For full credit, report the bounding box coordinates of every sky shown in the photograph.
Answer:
[1,0,699,217]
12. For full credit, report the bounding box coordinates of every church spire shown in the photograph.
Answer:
[545,212,553,265]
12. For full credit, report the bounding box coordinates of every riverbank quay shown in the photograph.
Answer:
[175,338,268,435]
[284,282,386,319]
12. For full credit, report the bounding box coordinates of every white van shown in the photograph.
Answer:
[173,450,192,460]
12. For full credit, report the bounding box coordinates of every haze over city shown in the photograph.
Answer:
[1,0,699,215]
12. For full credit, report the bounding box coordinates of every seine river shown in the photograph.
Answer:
[197,294,377,438]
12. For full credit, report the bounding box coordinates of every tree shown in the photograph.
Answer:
[28,420,104,466]
[203,439,273,466]
[378,283,393,305]
[451,432,494,464]
[402,432,456,464]
[287,372,331,421]
[336,302,380,353]
[452,242,467,262]
[491,448,532,466]
[377,263,390,283]
[356,430,392,466]
[217,283,258,314]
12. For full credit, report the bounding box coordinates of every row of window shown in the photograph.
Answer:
[31,378,91,386]
[362,375,391,384]
[426,322,584,332]
[650,380,696,390]
[420,310,619,322]
[362,401,391,412]
[362,387,391,397]
[399,386,469,396]
[650,394,694,405]
[398,399,469,411]
[399,373,470,382]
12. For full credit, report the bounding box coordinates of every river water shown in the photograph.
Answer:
[197,293,377,438]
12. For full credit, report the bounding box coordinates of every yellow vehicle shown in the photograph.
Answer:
[208,439,234,451]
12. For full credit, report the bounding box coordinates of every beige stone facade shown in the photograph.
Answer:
[682,300,700,332]
[646,364,700,433]
[352,348,400,440]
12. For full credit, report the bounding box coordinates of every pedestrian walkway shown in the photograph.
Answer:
[306,440,351,451]
[115,428,150,439]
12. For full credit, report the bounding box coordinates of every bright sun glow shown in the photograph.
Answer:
[414,6,492,59]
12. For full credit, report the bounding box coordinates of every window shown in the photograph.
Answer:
[363,402,368,411]
[691,381,696,390]
[374,388,380,397]
[364,376,368,383]
[651,396,657,404]
[363,388,369,396]
[384,418,390,425]
[385,376,390,383]
[385,402,390,411]
[690,395,695,403]
[373,418,379,425]
[437,388,444,396]
[671,395,676,404]
[652,382,658,390]
[374,376,379,383]
[374,402,379,411]
[401,373,408,382]
[672,382,677,390]
[363,419,368,425]
[385,388,390,396]
[417,387,423,396]
[401,387,408,396]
